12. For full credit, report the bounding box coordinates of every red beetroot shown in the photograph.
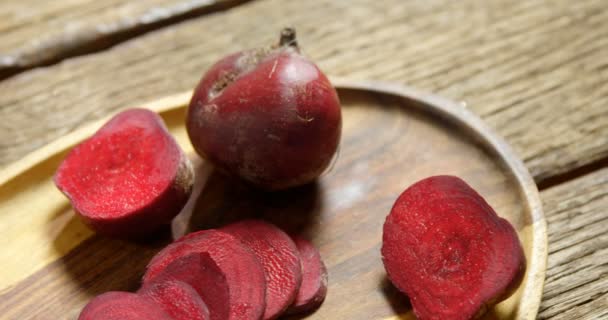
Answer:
[144,230,266,320]
[78,292,171,320]
[286,237,328,315]
[222,220,302,320]
[141,280,210,320]
[186,28,342,190]
[141,252,229,320]
[54,108,194,238]
[381,176,526,320]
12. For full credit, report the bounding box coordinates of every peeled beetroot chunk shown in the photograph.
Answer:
[222,220,302,320]
[144,230,266,320]
[54,108,194,238]
[141,253,229,320]
[286,236,328,315]
[78,292,172,320]
[186,28,342,190]
[141,280,210,320]
[382,176,526,320]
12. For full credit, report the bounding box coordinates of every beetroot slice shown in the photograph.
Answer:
[381,175,526,320]
[144,230,266,320]
[141,252,229,320]
[140,280,210,320]
[78,292,172,320]
[54,108,194,238]
[286,236,327,315]
[222,220,302,320]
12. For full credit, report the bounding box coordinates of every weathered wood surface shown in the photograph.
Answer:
[0,0,248,75]
[1,0,607,185]
[0,0,607,319]
[539,168,608,320]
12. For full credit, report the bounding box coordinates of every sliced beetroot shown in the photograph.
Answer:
[144,229,266,320]
[381,175,526,320]
[286,236,328,315]
[140,280,210,320]
[54,108,194,238]
[141,252,229,320]
[78,291,172,320]
[222,220,302,320]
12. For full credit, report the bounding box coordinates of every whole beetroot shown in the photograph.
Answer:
[382,176,526,320]
[187,28,342,190]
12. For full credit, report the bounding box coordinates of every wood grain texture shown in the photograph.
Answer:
[0,0,248,75]
[0,85,545,319]
[539,168,608,320]
[0,0,607,183]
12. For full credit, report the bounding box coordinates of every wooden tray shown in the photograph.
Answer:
[0,79,547,320]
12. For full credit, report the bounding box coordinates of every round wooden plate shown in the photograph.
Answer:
[0,79,546,320]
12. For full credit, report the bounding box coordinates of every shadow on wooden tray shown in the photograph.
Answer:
[381,276,413,317]
[178,170,323,237]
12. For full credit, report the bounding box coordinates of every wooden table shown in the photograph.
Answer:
[0,0,606,319]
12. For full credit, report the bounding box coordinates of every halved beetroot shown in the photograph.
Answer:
[78,292,171,320]
[286,236,328,315]
[141,252,229,320]
[382,175,526,320]
[144,230,266,320]
[54,108,194,238]
[140,280,210,320]
[222,220,302,320]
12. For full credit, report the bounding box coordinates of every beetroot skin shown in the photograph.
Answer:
[78,292,172,320]
[141,252,229,320]
[144,230,266,320]
[186,28,342,190]
[381,176,526,320]
[54,108,194,238]
[222,220,302,320]
[141,280,210,320]
[286,236,328,315]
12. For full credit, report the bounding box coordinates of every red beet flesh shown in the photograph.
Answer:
[286,236,328,315]
[54,108,194,238]
[78,292,172,320]
[186,28,342,190]
[222,220,302,319]
[144,230,266,320]
[141,253,228,320]
[381,176,526,320]
[141,280,210,320]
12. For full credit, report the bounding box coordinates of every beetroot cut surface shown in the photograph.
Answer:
[381,175,526,320]
[54,108,194,238]
[140,280,210,320]
[78,292,172,320]
[141,252,229,320]
[222,220,302,320]
[286,236,328,315]
[144,230,266,320]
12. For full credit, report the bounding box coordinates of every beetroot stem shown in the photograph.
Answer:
[280,27,298,48]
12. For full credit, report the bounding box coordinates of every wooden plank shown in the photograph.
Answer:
[0,0,248,76]
[0,0,607,183]
[539,168,608,319]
